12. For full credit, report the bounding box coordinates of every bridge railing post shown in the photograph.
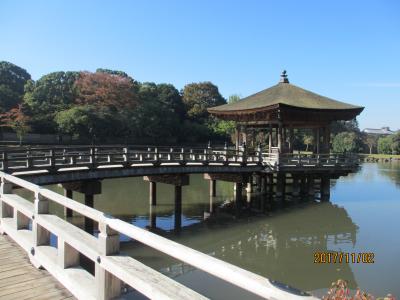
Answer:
[241,143,247,165]
[224,142,228,164]
[2,152,8,172]
[96,220,122,300]
[257,144,262,164]
[33,190,50,247]
[27,149,32,168]
[122,147,128,167]
[0,177,14,228]
[90,147,96,169]
[49,149,56,169]
[153,147,159,165]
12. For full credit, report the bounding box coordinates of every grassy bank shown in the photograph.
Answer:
[359,154,400,159]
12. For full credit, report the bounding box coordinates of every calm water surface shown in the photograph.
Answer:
[41,163,400,299]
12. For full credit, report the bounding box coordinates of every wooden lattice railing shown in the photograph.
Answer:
[0,145,359,173]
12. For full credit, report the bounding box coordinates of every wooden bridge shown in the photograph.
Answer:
[0,170,320,300]
[0,145,359,185]
[0,145,359,299]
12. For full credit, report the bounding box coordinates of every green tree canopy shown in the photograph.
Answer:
[377,133,400,155]
[23,71,79,132]
[332,132,361,153]
[0,61,31,113]
[182,82,226,121]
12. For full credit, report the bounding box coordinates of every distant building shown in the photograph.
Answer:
[363,127,396,135]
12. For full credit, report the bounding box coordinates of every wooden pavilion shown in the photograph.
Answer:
[208,71,364,154]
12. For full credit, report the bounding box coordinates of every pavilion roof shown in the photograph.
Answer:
[208,72,364,116]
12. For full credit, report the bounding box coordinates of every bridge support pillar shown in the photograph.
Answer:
[320,176,330,201]
[61,181,102,234]
[275,173,285,200]
[300,176,307,198]
[209,180,216,197]
[292,175,301,200]
[234,182,243,210]
[84,194,94,233]
[307,176,315,199]
[260,175,266,193]
[144,175,189,232]
[174,185,182,231]
[246,180,252,193]
[63,188,73,217]
[256,174,262,192]
[149,205,157,229]
[149,181,157,206]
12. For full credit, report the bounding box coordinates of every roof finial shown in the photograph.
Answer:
[280,70,289,83]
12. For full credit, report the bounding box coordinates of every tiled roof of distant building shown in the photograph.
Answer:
[363,127,396,135]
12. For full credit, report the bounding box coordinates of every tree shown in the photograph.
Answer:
[156,83,186,120]
[332,132,361,153]
[75,71,139,112]
[303,134,314,152]
[207,94,241,142]
[364,134,378,154]
[0,104,30,145]
[331,119,360,135]
[0,61,31,114]
[378,133,400,155]
[96,68,131,79]
[182,82,226,121]
[23,71,79,133]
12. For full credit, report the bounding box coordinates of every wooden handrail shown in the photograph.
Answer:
[0,171,317,300]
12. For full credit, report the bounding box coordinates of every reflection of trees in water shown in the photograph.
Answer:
[121,201,359,292]
[377,162,400,187]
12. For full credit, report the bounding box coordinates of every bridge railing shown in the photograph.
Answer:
[0,145,358,173]
[0,171,315,300]
[0,145,263,172]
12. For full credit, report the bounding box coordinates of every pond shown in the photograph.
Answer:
[39,162,400,299]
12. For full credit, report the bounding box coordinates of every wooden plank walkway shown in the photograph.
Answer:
[0,234,75,300]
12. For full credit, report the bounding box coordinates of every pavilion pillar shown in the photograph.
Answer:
[251,129,256,148]
[289,125,294,153]
[313,128,320,154]
[277,122,283,151]
[242,126,248,146]
[268,124,272,153]
[235,126,241,150]
[323,126,331,153]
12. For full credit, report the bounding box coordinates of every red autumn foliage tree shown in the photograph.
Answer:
[74,71,139,112]
[0,104,31,145]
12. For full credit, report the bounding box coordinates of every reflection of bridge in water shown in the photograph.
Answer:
[121,201,358,293]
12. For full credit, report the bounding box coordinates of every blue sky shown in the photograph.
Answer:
[1,0,399,130]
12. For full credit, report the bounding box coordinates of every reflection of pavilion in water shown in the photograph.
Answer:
[120,201,358,292]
